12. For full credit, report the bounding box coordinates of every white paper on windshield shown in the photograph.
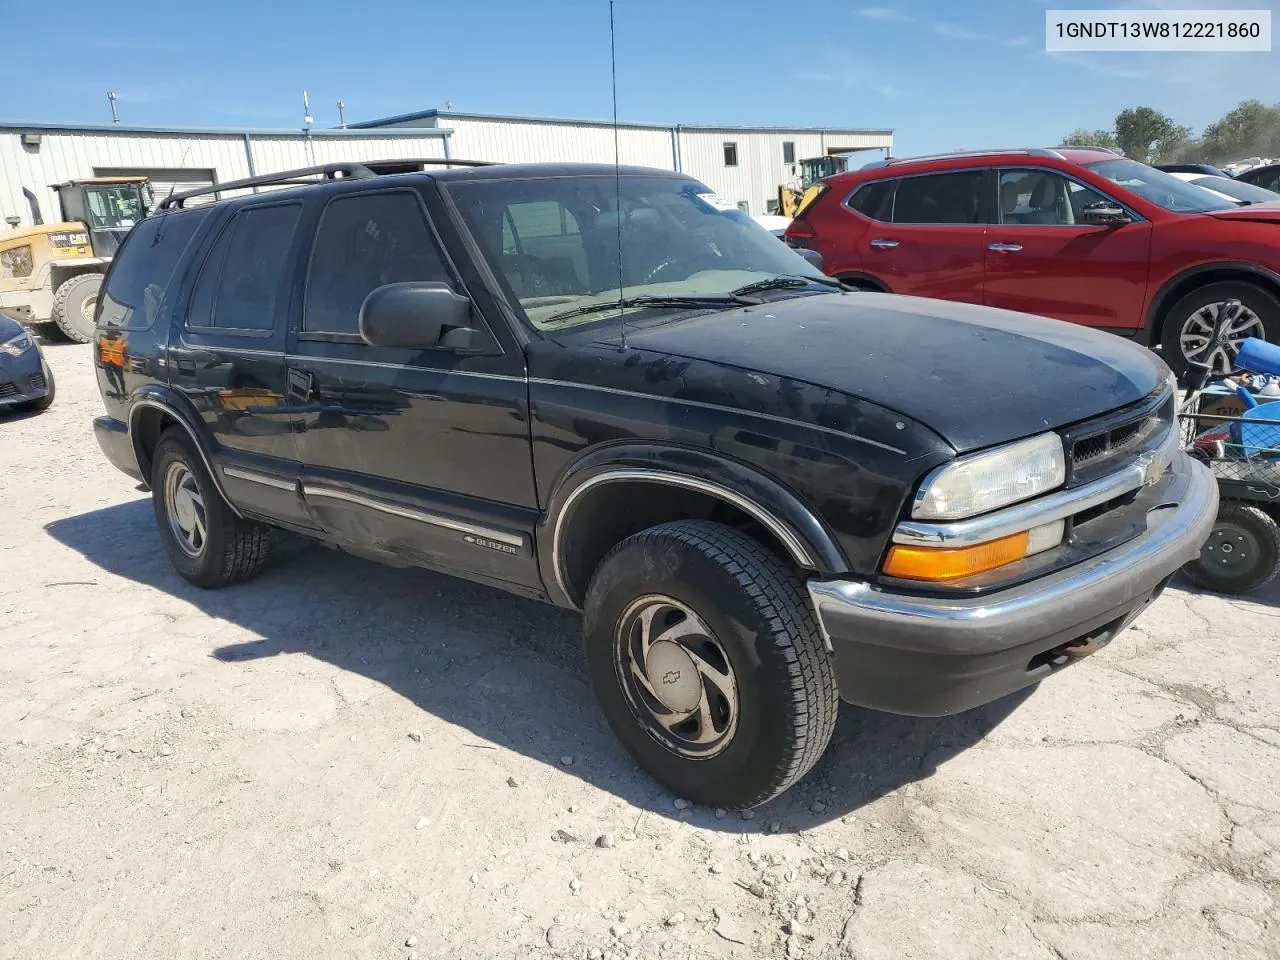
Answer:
[695,192,738,212]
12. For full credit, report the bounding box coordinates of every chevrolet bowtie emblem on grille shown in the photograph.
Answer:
[662,671,681,685]
[1138,450,1170,487]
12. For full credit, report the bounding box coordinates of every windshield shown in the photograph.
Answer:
[1189,175,1280,205]
[445,174,828,329]
[1085,158,1236,213]
[83,184,149,229]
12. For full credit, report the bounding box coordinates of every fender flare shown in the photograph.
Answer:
[1145,261,1280,339]
[541,443,847,607]
[834,271,892,292]
[126,385,242,517]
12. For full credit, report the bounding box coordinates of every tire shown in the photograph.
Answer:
[1159,280,1280,378]
[1182,500,1280,595]
[150,428,272,588]
[50,273,103,343]
[14,360,54,412]
[582,520,838,809]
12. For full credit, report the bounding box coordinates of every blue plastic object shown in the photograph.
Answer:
[1236,337,1280,377]
[1231,400,1280,459]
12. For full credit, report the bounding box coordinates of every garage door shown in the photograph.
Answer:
[93,167,218,209]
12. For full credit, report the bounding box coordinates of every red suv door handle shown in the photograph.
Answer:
[869,239,899,249]
[988,242,1023,253]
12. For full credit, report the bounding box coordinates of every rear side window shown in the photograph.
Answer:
[98,210,209,330]
[303,191,453,337]
[846,180,895,221]
[188,203,301,331]
[893,171,988,224]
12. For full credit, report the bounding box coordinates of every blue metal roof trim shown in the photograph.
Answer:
[0,120,453,138]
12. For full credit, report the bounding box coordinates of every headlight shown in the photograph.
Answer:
[1,331,33,357]
[0,245,33,279]
[913,432,1066,520]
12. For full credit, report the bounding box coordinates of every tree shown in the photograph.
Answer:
[1199,100,1280,163]
[1114,107,1185,163]
[1059,128,1119,151]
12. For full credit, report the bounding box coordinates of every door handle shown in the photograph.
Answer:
[988,242,1023,253]
[869,239,900,250]
[286,367,315,403]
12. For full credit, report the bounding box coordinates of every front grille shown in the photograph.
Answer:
[1064,388,1175,485]
[28,371,45,391]
[0,382,17,399]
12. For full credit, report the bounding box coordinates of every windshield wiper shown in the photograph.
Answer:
[544,295,744,325]
[729,275,845,297]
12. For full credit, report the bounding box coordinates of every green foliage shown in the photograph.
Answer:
[1061,100,1280,165]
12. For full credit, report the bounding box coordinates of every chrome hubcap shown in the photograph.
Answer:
[1180,301,1264,374]
[164,461,207,558]
[614,595,739,759]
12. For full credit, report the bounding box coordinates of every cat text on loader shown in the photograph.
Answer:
[0,178,150,342]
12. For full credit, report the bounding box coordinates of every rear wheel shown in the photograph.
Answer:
[1182,500,1280,595]
[582,520,838,809]
[50,273,103,343]
[1160,281,1279,377]
[151,429,272,588]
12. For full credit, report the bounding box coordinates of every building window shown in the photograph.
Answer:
[736,201,750,214]
[723,142,738,167]
[782,141,796,164]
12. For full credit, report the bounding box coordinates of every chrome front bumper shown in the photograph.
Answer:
[807,452,1218,716]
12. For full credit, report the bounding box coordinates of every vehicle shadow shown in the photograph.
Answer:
[45,499,1030,832]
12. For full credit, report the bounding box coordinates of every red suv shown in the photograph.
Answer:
[786,146,1280,374]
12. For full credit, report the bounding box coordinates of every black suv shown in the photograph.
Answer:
[92,161,1217,808]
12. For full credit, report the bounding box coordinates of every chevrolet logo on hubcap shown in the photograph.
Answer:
[662,670,681,685]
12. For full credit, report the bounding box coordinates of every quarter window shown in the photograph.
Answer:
[723,142,738,167]
[188,203,300,331]
[101,208,209,330]
[893,171,988,225]
[847,179,895,222]
[304,191,452,336]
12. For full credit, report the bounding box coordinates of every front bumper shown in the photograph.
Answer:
[0,353,50,407]
[808,452,1218,716]
[94,415,144,482]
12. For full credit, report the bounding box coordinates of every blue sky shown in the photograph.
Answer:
[6,0,1278,156]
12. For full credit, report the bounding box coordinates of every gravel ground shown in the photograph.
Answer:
[2,342,1279,960]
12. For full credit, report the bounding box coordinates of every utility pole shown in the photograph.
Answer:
[336,100,347,129]
[107,91,120,123]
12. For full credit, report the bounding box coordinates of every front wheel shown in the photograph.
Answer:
[1160,281,1279,377]
[50,273,103,343]
[1182,500,1280,595]
[582,520,838,809]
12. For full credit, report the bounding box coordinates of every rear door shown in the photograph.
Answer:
[853,169,992,303]
[983,168,1152,330]
[167,200,314,527]
[285,183,540,590]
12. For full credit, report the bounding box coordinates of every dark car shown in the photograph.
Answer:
[1236,162,1280,193]
[1155,163,1231,178]
[0,313,54,413]
[787,147,1280,375]
[90,161,1216,808]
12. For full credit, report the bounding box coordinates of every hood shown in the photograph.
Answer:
[618,292,1167,453]
[1206,203,1280,223]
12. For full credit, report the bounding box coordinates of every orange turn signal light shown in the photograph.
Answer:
[883,531,1029,582]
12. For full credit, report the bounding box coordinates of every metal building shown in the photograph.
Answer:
[355,109,894,215]
[0,122,451,228]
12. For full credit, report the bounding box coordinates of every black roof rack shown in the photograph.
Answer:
[158,158,497,209]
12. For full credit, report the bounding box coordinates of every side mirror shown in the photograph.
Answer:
[796,247,824,270]
[1082,201,1131,226]
[358,282,480,351]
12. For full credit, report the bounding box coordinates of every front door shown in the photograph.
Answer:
[285,184,540,590]
[168,199,314,528]
[859,169,992,303]
[983,168,1153,330]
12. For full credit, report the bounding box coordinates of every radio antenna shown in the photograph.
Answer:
[610,0,628,352]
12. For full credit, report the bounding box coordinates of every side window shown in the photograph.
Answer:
[998,169,1107,225]
[847,179,895,222]
[304,191,452,337]
[100,208,209,330]
[188,203,301,330]
[893,171,988,225]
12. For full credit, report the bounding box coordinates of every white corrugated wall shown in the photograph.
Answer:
[445,117,675,168]
[0,130,453,227]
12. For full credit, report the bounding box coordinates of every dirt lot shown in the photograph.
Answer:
[2,342,1279,960]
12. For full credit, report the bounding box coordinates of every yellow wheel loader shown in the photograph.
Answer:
[0,177,150,342]
[777,155,851,219]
